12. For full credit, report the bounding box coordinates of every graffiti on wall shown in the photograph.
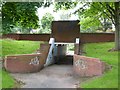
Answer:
[74,59,87,70]
[29,56,39,65]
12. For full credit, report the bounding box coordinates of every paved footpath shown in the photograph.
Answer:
[11,65,89,88]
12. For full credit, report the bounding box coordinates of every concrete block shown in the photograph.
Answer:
[4,43,50,73]
[4,53,43,73]
[39,43,50,65]
[73,54,105,77]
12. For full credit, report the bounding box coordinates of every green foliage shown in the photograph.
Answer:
[54,2,116,32]
[54,2,77,11]
[81,42,118,88]
[80,17,102,32]
[78,2,115,32]
[0,18,2,34]
[2,2,51,34]
[101,18,112,32]
[40,13,54,33]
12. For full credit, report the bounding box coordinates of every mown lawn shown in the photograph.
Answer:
[0,39,40,88]
[1,39,41,57]
[80,42,118,88]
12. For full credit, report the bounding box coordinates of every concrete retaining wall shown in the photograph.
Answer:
[4,53,43,73]
[73,54,105,77]
[2,33,114,43]
[4,43,50,73]
[80,33,114,43]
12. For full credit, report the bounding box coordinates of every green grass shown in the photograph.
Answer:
[80,42,118,88]
[2,70,15,88]
[1,39,40,57]
[0,70,2,89]
[0,39,40,88]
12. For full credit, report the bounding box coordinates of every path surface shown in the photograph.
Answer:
[11,65,88,88]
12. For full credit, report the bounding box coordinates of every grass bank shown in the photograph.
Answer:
[1,39,40,57]
[80,42,118,88]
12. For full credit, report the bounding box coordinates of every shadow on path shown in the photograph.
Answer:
[11,65,89,88]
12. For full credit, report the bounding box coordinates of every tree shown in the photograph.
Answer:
[79,2,120,50]
[114,2,120,51]
[40,13,54,33]
[80,16,102,32]
[101,18,112,32]
[55,2,120,50]
[79,12,113,33]
[2,2,51,34]
[0,18,1,34]
[54,2,77,11]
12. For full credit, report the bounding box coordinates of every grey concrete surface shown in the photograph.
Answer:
[11,65,88,88]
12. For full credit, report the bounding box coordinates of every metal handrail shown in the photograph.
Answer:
[44,38,56,66]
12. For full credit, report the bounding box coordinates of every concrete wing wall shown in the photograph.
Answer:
[2,33,114,43]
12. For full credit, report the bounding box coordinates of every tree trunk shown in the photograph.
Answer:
[114,2,120,50]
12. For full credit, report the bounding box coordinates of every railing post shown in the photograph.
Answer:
[44,38,57,66]
[74,38,80,55]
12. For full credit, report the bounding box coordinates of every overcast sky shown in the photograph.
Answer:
[37,3,84,21]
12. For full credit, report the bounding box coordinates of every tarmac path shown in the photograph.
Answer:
[11,65,89,88]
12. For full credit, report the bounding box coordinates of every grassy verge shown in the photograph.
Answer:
[0,70,2,89]
[2,70,15,88]
[80,42,118,88]
[1,39,40,88]
[1,39,40,57]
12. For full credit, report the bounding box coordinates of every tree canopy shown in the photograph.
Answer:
[2,2,51,34]
[40,13,54,33]
[54,2,77,11]
[54,1,120,50]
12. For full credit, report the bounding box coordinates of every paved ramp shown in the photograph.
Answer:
[11,65,88,88]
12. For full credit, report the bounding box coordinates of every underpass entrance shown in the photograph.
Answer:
[5,20,81,73]
[4,20,106,88]
[45,20,80,66]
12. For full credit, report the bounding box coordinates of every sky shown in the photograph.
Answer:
[37,5,60,20]
[37,3,82,21]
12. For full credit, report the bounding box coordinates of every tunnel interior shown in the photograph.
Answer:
[54,44,75,65]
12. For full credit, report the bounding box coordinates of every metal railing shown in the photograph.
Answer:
[44,38,57,66]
